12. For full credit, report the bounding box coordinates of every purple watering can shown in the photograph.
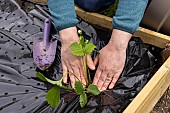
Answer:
[33,18,57,70]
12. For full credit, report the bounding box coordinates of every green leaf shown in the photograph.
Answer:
[74,81,84,95]
[83,42,96,55]
[36,72,62,86]
[36,72,47,81]
[69,42,84,56]
[46,85,60,108]
[80,92,88,108]
[87,84,100,95]
[46,78,63,87]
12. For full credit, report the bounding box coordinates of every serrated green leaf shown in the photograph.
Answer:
[36,72,47,81]
[80,92,87,108]
[46,85,60,108]
[87,84,100,95]
[69,42,84,56]
[74,81,84,95]
[83,42,96,55]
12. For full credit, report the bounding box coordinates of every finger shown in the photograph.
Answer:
[94,54,99,66]
[92,67,102,85]
[68,68,76,88]
[62,62,68,84]
[101,73,113,91]
[79,67,86,86]
[86,55,95,70]
[97,71,108,91]
[77,62,86,86]
[109,72,121,89]
[72,65,81,82]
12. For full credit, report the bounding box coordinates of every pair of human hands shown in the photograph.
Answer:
[59,27,132,91]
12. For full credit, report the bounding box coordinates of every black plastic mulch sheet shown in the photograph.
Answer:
[0,0,162,113]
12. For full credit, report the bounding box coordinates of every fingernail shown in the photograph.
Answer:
[63,79,66,83]
[101,87,105,91]
[109,86,113,89]
[82,82,86,86]
[63,82,68,85]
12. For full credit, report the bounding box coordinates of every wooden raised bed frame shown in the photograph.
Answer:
[75,7,170,113]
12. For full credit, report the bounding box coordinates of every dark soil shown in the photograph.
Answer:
[152,87,170,113]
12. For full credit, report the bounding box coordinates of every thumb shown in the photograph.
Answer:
[86,55,95,70]
[62,62,68,84]
[94,54,99,66]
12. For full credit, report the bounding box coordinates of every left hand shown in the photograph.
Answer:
[59,27,95,88]
[93,29,132,91]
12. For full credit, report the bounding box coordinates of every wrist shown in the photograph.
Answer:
[108,29,132,50]
[59,27,79,45]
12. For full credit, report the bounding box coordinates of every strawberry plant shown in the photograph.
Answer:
[36,30,100,108]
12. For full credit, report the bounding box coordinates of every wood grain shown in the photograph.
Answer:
[75,7,170,48]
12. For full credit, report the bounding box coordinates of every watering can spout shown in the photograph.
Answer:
[43,18,51,48]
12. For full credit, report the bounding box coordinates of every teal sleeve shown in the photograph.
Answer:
[48,0,79,31]
[112,0,148,34]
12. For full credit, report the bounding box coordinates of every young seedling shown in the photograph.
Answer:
[69,30,96,83]
[36,30,100,108]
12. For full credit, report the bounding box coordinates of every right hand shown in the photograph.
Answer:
[59,27,95,88]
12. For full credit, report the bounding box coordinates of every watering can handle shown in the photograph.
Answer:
[43,18,51,46]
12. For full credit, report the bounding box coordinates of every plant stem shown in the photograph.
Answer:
[87,68,92,84]
[60,86,73,90]
[93,49,100,54]
[66,72,86,86]
[82,55,88,84]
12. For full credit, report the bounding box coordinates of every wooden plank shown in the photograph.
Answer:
[134,27,170,48]
[123,57,170,113]
[75,7,170,48]
[32,0,47,4]
[75,7,113,29]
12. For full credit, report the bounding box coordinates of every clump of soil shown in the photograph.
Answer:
[152,86,170,113]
